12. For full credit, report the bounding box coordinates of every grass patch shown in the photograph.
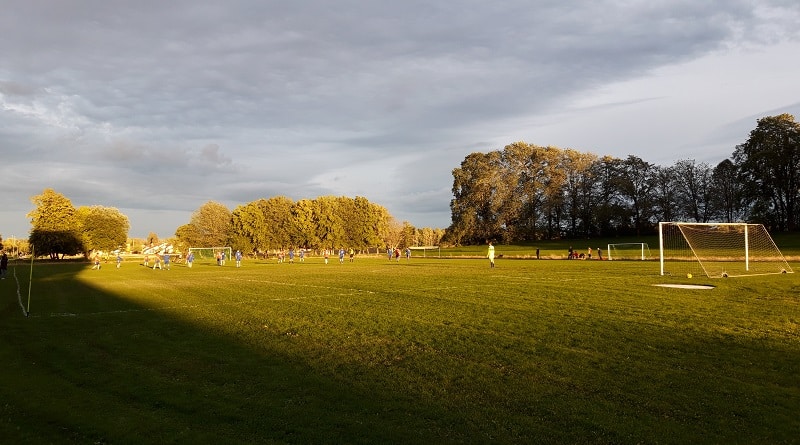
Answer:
[1,254,798,444]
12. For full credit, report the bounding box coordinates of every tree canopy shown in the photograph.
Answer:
[76,205,130,253]
[446,114,800,244]
[27,189,83,259]
[223,195,393,253]
[27,189,132,258]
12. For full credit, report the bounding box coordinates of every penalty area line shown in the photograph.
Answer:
[652,283,715,290]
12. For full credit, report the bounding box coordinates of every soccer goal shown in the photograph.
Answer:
[607,243,651,260]
[187,247,233,265]
[658,222,793,278]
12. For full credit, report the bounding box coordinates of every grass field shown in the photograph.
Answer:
[1,248,798,444]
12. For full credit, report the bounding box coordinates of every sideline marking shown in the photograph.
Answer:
[14,268,27,316]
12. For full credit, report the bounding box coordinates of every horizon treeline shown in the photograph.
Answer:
[175,196,445,254]
[445,113,800,245]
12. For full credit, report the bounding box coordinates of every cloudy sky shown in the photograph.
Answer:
[2,1,799,239]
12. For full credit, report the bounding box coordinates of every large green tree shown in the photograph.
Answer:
[734,113,800,231]
[27,189,83,259]
[177,201,232,247]
[76,205,130,255]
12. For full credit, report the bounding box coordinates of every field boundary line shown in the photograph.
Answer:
[13,267,27,316]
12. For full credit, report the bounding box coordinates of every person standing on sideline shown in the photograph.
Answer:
[487,242,495,268]
[324,248,329,264]
[0,251,8,279]
[187,251,194,268]
[587,247,592,260]
[235,250,243,267]
[163,253,170,270]
[597,247,603,260]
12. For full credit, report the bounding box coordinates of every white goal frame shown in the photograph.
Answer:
[658,222,793,278]
[187,247,233,265]
[606,243,651,261]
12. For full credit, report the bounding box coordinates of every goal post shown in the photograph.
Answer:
[607,243,651,261]
[658,222,793,278]
[187,247,233,266]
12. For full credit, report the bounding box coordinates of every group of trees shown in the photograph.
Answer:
[15,114,797,255]
[446,114,800,244]
[176,196,444,255]
[21,191,446,259]
[26,189,130,259]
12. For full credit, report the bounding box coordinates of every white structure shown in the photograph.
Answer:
[658,222,793,278]
[187,247,233,265]
[607,243,651,261]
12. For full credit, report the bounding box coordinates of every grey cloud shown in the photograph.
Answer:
[1,0,798,237]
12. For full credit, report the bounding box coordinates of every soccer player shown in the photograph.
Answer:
[235,250,243,267]
[0,251,8,279]
[487,242,495,268]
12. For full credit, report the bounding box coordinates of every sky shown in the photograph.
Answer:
[2,0,799,239]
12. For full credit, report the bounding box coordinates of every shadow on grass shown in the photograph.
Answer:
[1,260,798,444]
[0,263,464,444]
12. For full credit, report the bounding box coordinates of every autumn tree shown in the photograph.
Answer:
[76,205,130,255]
[291,199,318,249]
[177,201,232,247]
[27,189,83,259]
[314,196,346,249]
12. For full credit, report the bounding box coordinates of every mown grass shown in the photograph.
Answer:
[1,252,798,444]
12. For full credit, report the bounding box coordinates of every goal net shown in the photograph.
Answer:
[187,247,233,266]
[658,222,793,278]
[607,243,651,260]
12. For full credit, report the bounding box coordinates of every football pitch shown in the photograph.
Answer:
[1,254,798,444]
